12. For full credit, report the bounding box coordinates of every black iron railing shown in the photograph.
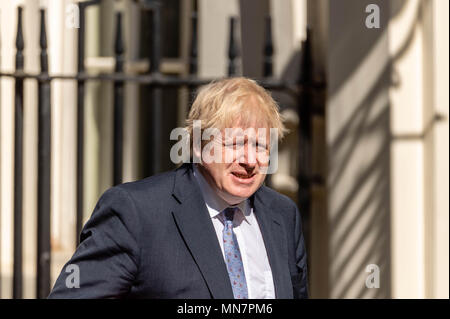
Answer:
[0,1,325,299]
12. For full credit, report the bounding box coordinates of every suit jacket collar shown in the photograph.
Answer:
[250,189,293,298]
[171,163,292,299]
[171,164,234,298]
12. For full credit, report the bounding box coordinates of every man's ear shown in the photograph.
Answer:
[192,141,202,163]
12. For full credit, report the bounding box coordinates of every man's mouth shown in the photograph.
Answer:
[231,172,255,179]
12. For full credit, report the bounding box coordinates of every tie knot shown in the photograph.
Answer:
[223,207,239,222]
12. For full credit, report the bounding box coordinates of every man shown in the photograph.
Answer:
[48,77,308,299]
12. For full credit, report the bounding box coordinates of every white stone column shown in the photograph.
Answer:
[429,0,449,299]
[0,0,20,299]
[198,0,240,77]
[388,0,428,299]
[47,0,78,290]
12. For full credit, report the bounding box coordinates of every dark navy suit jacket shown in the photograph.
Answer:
[48,163,308,298]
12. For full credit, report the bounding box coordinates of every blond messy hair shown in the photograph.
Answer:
[185,77,287,148]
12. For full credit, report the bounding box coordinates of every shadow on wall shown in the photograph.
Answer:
[325,0,424,298]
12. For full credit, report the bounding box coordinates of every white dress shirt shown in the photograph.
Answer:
[193,165,275,299]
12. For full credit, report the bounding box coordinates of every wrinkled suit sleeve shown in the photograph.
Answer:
[48,187,140,298]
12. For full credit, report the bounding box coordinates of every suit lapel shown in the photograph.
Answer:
[171,164,234,299]
[252,189,293,299]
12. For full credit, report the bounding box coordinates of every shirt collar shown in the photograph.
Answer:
[193,164,251,225]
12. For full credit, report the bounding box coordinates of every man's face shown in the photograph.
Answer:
[196,121,271,205]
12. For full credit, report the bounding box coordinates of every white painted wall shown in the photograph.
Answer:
[388,0,449,299]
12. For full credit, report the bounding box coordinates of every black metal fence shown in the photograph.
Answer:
[0,1,324,299]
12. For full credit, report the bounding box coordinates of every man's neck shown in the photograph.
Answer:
[194,164,248,208]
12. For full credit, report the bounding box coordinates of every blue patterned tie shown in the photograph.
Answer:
[222,207,249,299]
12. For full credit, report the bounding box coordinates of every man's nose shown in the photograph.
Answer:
[237,144,257,167]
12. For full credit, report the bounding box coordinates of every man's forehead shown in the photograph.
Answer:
[222,126,268,132]
[221,127,270,140]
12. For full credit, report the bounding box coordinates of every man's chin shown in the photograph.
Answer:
[225,188,257,201]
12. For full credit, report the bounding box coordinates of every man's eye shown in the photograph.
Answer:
[224,142,245,150]
[257,143,267,150]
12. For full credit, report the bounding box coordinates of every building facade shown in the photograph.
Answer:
[0,0,448,298]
